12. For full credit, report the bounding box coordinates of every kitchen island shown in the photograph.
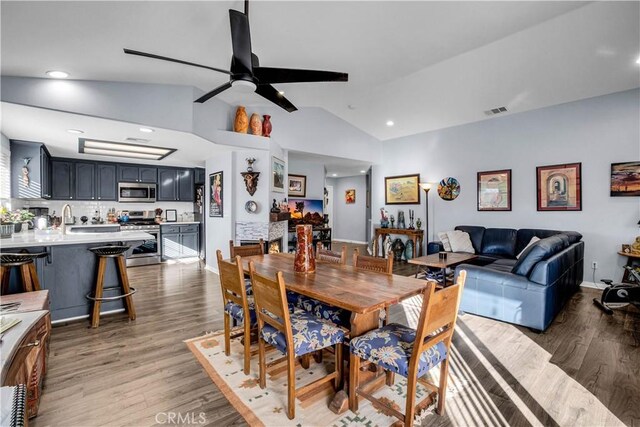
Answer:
[0,230,154,322]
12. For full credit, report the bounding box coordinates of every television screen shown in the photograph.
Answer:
[288,199,324,226]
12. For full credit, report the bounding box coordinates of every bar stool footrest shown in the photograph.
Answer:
[86,286,137,302]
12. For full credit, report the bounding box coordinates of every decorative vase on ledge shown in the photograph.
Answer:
[249,113,262,136]
[294,224,315,274]
[234,106,248,133]
[262,115,272,137]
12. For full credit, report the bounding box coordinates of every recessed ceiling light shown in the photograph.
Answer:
[67,129,84,134]
[139,127,154,133]
[278,90,285,96]
[360,170,366,173]
[636,56,640,64]
[79,138,175,160]
[332,173,337,177]
[386,120,394,127]
[46,70,69,79]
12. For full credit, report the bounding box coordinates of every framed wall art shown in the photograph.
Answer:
[345,189,356,204]
[384,174,421,205]
[536,163,581,211]
[288,174,306,197]
[437,177,461,201]
[477,169,511,211]
[271,156,285,192]
[610,161,640,197]
[209,171,223,217]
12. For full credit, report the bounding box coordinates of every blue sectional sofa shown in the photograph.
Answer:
[430,225,584,331]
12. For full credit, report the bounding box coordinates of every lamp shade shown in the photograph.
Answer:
[419,182,433,192]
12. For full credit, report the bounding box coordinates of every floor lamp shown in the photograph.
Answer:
[419,182,432,256]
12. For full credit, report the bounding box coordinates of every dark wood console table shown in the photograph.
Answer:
[618,251,640,284]
[373,227,424,258]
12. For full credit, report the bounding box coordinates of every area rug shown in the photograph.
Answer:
[185,331,442,426]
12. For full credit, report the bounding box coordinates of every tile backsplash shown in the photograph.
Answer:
[12,199,196,223]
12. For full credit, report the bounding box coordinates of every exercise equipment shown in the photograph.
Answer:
[593,266,640,315]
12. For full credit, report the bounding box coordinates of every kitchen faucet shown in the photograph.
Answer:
[61,203,72,234]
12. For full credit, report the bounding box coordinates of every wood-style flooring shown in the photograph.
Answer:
[31,249,639,427]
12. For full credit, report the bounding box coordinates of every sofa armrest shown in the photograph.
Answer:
[454,264,544,291]
[428,241,444,255]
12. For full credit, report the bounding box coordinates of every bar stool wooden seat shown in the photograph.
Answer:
[86,245,136,328]
[0,252,47,295]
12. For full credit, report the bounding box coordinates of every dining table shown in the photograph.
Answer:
[236,252,430,412]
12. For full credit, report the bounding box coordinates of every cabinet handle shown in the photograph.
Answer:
[98,197,101,200]
[22,340,41,348]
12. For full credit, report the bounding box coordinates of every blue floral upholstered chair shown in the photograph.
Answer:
[249,261,346,420]
[349,270,467,426]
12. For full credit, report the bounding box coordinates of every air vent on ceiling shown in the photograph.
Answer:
[125,137,151,143]
[484,106,508,116]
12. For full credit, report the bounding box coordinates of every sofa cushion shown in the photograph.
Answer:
[481,228,517,258]
[517,236,540,259]
[511,235,567,277]
[515,229,561,254]
[562,231,583,244]
[448,230,475,253]
[455,226,485,253]
[437,232,453,251]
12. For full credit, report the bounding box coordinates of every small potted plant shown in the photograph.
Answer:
[0,208,35,233]
[0,207,14,237]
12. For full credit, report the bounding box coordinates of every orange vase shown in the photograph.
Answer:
[294,225,315,274]
[234,106,248,133]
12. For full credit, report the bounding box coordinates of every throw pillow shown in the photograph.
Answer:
[516,236,540,259]
[437,231,453,252]
[447,230,475,254]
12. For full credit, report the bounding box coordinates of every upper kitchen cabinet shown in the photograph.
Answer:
[51,160,74,200]
[117,165,157,183]
[96,163,117,201]
[157,168,194,201]
[194,168,205,185]
[75,161,96,200]
[10,140,52,199]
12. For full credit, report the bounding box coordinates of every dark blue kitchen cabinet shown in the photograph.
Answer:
[96,163,117,201]
[157,168,177,201]
[51,160,74,200]
[40,146,52,199]
[10,140,52,199]
[160,224,199,259]
[117,165,139,182]
[139,167,157,183]
[75,161,96,200]
[178,168,194,202]
[194,168,205,185]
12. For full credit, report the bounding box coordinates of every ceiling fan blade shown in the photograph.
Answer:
[194,82,233,103]
[253,67,348,84]
[255,84,297,113]
[229,9,253,75]
[123,48,231,75]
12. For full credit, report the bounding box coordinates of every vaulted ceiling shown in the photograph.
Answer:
[1,1,639,140]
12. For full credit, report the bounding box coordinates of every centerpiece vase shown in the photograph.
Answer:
[294,224,315,274]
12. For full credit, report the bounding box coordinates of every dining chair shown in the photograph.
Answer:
[216,250,256,375]
[229,239,264,257]
[249,261,345,420]
[348,270,467,426]
[353,248,393,325]
[315,242,346,264]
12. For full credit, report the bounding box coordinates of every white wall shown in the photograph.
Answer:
[372,89,640,283]
[288,158,325,200]
[329,175,368,243]
[233,149,270,224]
[205,151,234,271]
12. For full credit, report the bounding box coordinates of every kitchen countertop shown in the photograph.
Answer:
[158,221,200,225]
[0,230,154,249]
[68,223,120,228]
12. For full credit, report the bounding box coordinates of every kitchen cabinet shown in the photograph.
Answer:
[75,161,96,200]
[10,140,52,199]
[194,167,205,185]
[96,163,117,201]
[117,165,157,183]
[40,146,52,199]
[160,224,199,259]
[51,160,74,200]
[157,168,194,201]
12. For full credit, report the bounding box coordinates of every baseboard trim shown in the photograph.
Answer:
[333,239,368,245]
[205,264,219,275]
[580,281,604,290]
[51,308,125,325]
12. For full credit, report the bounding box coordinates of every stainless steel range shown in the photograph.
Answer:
[121,211,161,266]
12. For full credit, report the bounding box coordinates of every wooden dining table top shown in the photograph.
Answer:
[237,253,428,314]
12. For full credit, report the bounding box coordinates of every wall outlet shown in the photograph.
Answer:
[592,261,598,269]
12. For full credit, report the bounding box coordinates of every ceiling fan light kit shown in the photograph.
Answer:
[123,1,347,112]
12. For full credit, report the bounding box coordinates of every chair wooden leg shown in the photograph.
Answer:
[287,352,296,420]
[313,349,323,363]
[0,266,10,295]
[437,359,449,415]
[28,261,41,291]
[386,371,395,386]
[243,320,251,375]
[349,353,361,411]
[404,370,418,427]
[91,258,106,328]
[19,264,33,292]
[258,336,266,389]
[300,353,311,369]
[334,343,343,390]
[116,255,136,321]
[223,314,231,357]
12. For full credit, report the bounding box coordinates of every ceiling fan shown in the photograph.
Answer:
[124,0,348,112]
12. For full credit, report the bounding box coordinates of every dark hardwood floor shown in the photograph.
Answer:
[31,251,639,427]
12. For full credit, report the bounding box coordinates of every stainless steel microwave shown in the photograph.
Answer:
[118,182,156,203]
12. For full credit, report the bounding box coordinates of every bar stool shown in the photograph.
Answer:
[86,245,136,328]
[0,252,47,295]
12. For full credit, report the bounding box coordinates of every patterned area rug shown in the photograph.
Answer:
[185,332,440,426]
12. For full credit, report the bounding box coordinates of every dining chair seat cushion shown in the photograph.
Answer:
[350,323,447,378]
[224,301,257,326]
[296,295,352,328]
[260,310,346,356]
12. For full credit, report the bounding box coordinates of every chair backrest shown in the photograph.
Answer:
[248,261,293,345]
[353,248,393,275]
[216,250,250,311]
[316,243,346,265]
[413,270,467,357]
[229,239,264,258]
